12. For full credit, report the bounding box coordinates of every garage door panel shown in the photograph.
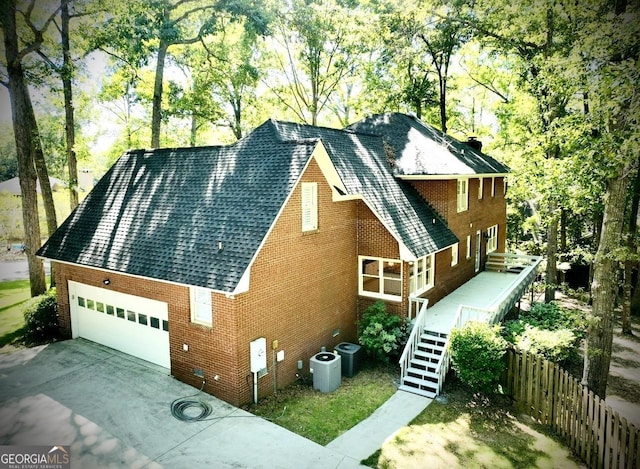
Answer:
[69,281,170,368]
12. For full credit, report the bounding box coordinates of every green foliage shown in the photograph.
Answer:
[514,325,577,362]
[358,301,409,363]
[503,302,586,363]
[23,288,60,345]
[449,321,508,394]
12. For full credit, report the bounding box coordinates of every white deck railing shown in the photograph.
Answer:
[433,253,542,394]
[401,252,543,397]
[399,297,429,385]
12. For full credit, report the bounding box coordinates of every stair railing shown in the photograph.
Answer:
[399,297,429,386]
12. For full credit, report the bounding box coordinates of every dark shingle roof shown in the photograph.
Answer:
[347,113,510,176]
[38,116,459,292]
[271,121,457,257]
[37,121,316,293]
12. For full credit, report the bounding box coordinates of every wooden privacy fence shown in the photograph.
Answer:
[502,348,640,469]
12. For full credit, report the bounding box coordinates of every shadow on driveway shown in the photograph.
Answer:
[0,339,364,468]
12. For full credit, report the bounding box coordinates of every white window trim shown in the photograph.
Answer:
[409,254,435,297]
[487,224,498,253]
[478,177,483,200]
[451,243,459,266]
[466,235,472,259]
[457,178,469,212]
[491,177,496,197]
[359,256,403,302]
[301,182,318,232]
[191,287,213,326]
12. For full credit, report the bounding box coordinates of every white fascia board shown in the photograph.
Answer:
[311,141,356,201]
[396,173,508,180]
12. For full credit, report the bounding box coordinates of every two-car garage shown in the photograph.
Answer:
[67,281,170,368]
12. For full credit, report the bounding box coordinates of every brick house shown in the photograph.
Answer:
[38,113,509,406]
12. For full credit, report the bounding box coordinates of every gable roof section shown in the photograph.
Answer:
[37,121,316,293]
[347,113,510,177]
[270,121,457,259]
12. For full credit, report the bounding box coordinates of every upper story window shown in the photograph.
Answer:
[451,243,459,266]
[487,224,498,253]
[301,182,318,232]
[478,177,483,200]
[359,256,402,301]
[491,177,496,197]
[191,287,212,326]
[457,178,468,212]
[409,254,434,296]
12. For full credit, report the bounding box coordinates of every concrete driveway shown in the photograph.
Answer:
[0,339,365,469]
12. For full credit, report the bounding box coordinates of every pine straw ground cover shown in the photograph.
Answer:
[365,377,586,469]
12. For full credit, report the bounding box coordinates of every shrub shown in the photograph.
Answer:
[503,302,586,363]
[449,321,508,395]
[23,288,60,345]
[358,301,410,363]
[514,325,577,363]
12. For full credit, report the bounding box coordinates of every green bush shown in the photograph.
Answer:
[358,301,410,363]
[449,321,508,395]
[23,288,60,345]
[503,302,586,363]
[514,325,577,362]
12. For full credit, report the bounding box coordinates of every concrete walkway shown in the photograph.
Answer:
[327,390,432,461]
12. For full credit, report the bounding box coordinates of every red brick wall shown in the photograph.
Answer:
[407,176,507,305]
[230,157,358,405]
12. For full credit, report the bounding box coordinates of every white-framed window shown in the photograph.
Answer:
[191,287,212,326]
[451,243,459,266]
[487,224,498,253]
[409,254,435,296]
[478,177,483,199]
[491,177,496,197]
[466,235,472,259]
[301,182,318,232]
[359,256,402,301]
[457,178,468,212]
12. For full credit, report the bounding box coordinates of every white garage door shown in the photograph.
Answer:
[68,281,170,368]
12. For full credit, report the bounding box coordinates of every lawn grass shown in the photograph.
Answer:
[245,360,398,446]
[366,377,584,469]
[0,279,31,348]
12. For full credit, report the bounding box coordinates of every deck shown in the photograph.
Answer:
[399,253,543,398]
[424,270,531,334]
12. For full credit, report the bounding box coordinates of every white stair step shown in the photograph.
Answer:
[398,384,437,399]
[420,333,447,347]
[416,344,444,355]
[414,349,442,360]
[410,357,438,368]
[406,367,439,380]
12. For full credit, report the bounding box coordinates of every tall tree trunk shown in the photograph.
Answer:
[1,0,46,296]
[583,166,630,397]
[622,158,640,335]
[61,0,79,210]
[190,113,197,147]
[545,206,559,303]
[151,40,168,148]
[439,71,447,134]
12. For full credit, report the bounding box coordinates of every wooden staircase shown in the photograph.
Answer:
[398,329,448,398]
